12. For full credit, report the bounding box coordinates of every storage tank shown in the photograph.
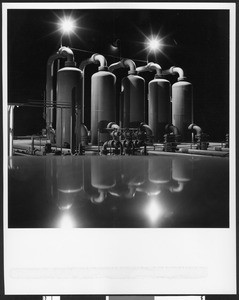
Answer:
[56,51,83,151]
[109,59,145,128]
[136,62,170,142]
[121,74,145,128]
[165,67,193,142]
[148,76,171,142]
[91,69,116,145]
[172,80,193,141]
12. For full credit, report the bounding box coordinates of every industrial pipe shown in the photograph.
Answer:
[102,140,123,155]
[140,123,153,137]
[79,53,108,71]
[8,105,15,156]
[162,66,185,81]
[107,122,120,130]
[58,46,76,67]
[178,148,229,157]
[188,123,202,136]
[136,62,162,78]
[45,50,65,128]
[165,124,180,136]
[109,58,137,75]
[46,46,76,131]
[80,124,89,146]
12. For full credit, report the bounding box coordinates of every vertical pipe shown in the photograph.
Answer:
[8,105,14,157]
[46,52,65,130]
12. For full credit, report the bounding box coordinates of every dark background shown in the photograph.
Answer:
[8,8,229,141]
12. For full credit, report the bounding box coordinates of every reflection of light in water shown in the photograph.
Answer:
[58,213,75,228]
[57,188,82,210]
[145,198,163,224]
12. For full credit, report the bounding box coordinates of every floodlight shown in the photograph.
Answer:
[60,17,75,34]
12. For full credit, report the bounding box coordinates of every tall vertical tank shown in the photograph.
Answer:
[148,76,171,142]
[91,69,116,145]
[171,70,193,141]
[56,66,83,150]
[121,74,145,128]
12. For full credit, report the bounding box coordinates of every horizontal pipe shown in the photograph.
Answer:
[178,148,229,157]
[136,62,162,77]
[109,58,137,75]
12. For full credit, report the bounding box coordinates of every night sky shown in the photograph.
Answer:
[7,8,229,141]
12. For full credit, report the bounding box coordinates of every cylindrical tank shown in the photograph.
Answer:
[172,79,193,141]
[91,70,116,145]
[148,77,171,142]
[121,75,145,128]
[56,67,83,150]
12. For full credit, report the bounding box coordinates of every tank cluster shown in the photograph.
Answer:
[45,46,209,155]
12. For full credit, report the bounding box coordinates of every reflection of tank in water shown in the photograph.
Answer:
[90,157,117,203]
[47,156,83,210]
[170,156,192,193]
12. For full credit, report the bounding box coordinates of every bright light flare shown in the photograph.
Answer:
[148,38,161,51]
[58,213,75,228]
[145,197,163,224]
[59,17,76,34]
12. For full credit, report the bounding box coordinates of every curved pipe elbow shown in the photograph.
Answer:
[147,62,162,77]
[188,124,202,136]
[162,66,185,81]
[58,46,76,67]
[172,67,185,81]
[165,124,180,136]
[47,52,64,71]
[109,58,136,75]
[92,54,108,71]
[141,123,153,136]
[79,53,108,71]
[122,58,137,75]
[107,122,120,130]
